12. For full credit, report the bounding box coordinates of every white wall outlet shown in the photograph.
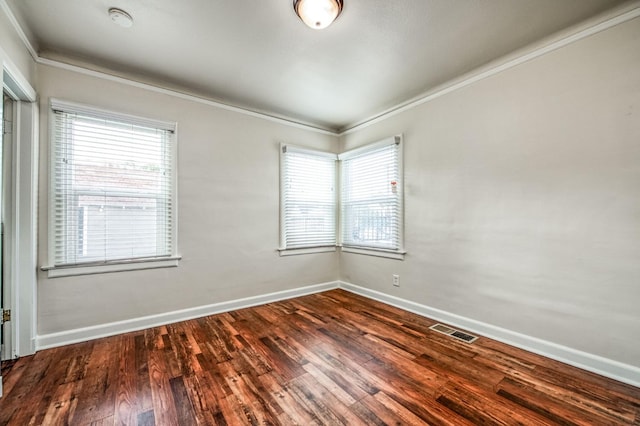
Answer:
[392,274,400,287]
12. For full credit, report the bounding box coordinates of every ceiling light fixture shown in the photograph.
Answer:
[293,0,343,30]
[108,7,134,28]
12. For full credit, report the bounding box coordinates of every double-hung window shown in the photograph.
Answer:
[340,136,404,258]
[46,99,179,277]
[279,136,404,259]
[279,144,337,254]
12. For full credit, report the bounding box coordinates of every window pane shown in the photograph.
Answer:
[78,196,162,262]
[340,140,401,250]
[51,101,175,266]
[281,147,336,249]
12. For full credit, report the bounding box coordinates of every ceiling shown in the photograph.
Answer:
[6,0,629,132]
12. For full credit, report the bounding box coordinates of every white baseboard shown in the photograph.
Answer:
[339,281,640,388]
[36,281,339,350]
[34,279,640,388]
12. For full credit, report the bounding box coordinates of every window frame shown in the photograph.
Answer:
[278,136,405,260]
[43,98,180,277]
[279,143,338,256]
[338,135,405,260]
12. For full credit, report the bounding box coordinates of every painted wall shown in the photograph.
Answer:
[340,18,640,366]
[0,5,35,86]
[36,64,339,334]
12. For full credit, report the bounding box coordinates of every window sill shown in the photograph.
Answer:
[41,256,182,278]
[340,246,406,260]
[278,246,337,256]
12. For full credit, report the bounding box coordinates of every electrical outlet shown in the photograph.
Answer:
[392,274,400,287]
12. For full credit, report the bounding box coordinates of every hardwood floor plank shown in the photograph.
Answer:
[179,374,215,425]
[0,358,27,396]
[372,390,474,426]
[197,317,235,364]
[257,371,319,425]
[414,346,505,391]
[13,345,82,426]
[436,380,556,425]
[533,363,640,406]
[147,348,179,425]
[135,333,153,413]
[40,381,78,426]
[286,374,350,425]
[258,335,306,380]
[496,376,613,425]
[506,366,638,423]
[211,359,273,424]
[357,393,418,425]
[1,289,638,425]
[360,358,462,425]
[275,327,374,400]
[0,354,49,424]
[113,334,138,426]
[220,357,285,422]
[169,376,197,425]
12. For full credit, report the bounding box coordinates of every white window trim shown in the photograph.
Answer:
[42,256,181,278]
[338,135,405,260]
[43,98,180,277]
[340,246,406,260]
[278,136,405,260]
[278,246,336,256]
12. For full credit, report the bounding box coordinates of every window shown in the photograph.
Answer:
[280,144,337,254]
[279,136,404,259]
[340,136,404,258]
[46,99,179,276]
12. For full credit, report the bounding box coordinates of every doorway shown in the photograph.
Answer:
[1,90,15,361]
[0,59,38,399]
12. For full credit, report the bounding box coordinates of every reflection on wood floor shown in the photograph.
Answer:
[1,289,639,425]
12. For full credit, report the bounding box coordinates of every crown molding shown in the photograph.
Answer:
[339,2,640,135]
[3,0,638,137]
[37,57,339,135]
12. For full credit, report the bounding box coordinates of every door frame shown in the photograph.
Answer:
[1,50,37,363]
[2,87,16,361]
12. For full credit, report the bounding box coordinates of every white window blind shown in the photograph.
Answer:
[50,99,176,267]
[280,145,337,249]
[340,136,402,251]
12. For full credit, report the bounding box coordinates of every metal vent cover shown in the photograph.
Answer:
[429,323,478,343]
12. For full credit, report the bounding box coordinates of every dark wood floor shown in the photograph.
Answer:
[1,289,639,425]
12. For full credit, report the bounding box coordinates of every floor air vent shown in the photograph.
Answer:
[429,323,478,343]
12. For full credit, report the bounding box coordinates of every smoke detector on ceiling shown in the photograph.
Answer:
[108,8,133,28]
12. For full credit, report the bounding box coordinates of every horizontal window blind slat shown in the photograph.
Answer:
[281,145,337,249]
[51,104,176,267]
[341,141,401,251]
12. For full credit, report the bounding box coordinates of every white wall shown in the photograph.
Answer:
[36,64,339,335]
[0,4,35,86]
[340,17,640,367]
